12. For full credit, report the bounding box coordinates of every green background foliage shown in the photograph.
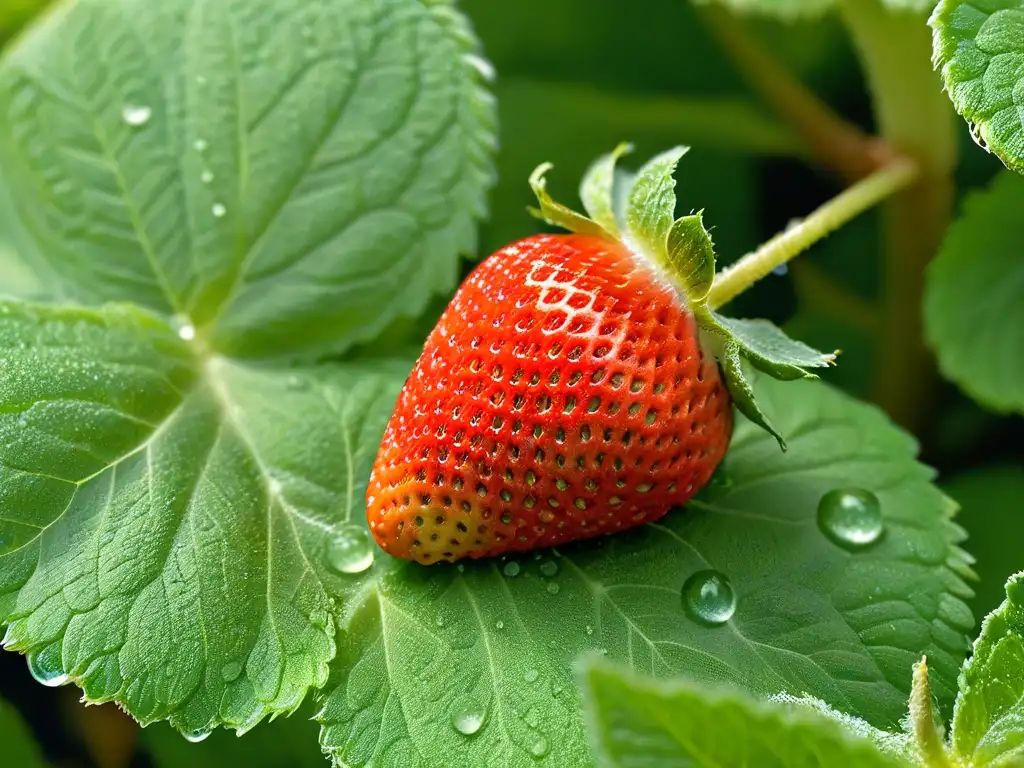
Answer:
[0,0,1021,767]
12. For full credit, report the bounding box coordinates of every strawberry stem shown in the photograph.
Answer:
[706,158,918,310]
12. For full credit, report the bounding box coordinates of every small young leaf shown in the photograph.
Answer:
[0,0,496,360]
[0,298,410,733]
[709,311,838,380]
[0,697,45,768]
[931,0,1024,174]
[925,172,1024,414]
[318,376,973,766]
[665,212,716,304]
[579,142,632,238]
[623,146,689,262]
[952,572,1024,766]
[528,163,612,239]
[580,659,912,767]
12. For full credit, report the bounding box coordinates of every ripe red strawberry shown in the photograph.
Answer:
[367,145,834,563]
[368,232,732,563]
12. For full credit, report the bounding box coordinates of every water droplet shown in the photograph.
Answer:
[772,263,789,276]
[194,138,208,152]
[212,203,227,218]
[436,616,445,628]
[530,734,550,758]
[463,53,496,83]
[546,583,560,595]
[177,323,196,341]
[122,105,152,126]
[324,524,374,574]
[451,702,486,735]
[201,170,214,184]
[221,661,242,681]
[539,560,558,577]
[27,647,68,687]
[524,668,539,683]
[681,570,736,626]
[817,488,884,550]
[456,564,465,573]
[495,620,504,630]
[184,727,212,743]
[585,625,593,636]
[503,561,520,577]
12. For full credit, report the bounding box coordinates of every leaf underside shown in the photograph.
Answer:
[317,376,973,767]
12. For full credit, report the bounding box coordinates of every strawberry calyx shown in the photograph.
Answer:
[528,144,837,450]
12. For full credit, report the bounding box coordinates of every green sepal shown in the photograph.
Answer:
[579,142,633,238]
[665,212,716,303]
[624,146,690,262]
[528,163,612,239]
[704,309,837,380]
[717,338,787,450]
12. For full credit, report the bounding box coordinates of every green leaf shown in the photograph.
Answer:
[580,659,912,767]
[931,0,1024,174]
[952,572,1024,766]
[0,697,46,768]
[925,172,1024,414]
[317,376,973,767]
[0,0,495,360]
[579,142,633,238]
[528,163,612,239]
[719,341,787,449]
[624,146,688,265]
[0,298,410,733]
[696,0,939,19]
[710,311,837,380]
[665,213,716,304]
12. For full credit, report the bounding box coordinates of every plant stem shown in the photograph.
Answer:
[909,657,955,768]
[707,159,918,310]
[838,0,957,433]
[699,5,891,182]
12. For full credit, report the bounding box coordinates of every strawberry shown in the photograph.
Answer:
[367,145,835,564]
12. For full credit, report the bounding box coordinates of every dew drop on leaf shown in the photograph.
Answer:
[27,647,69,687]
[451,701,487,736]
[212,203,227,218]
[546,582,559,595]
[503,561,520,577]
[816,488,883,550]
[495,620,504,630]
[221,661,242,682]
[121,104,152,126]
[530,734,550,758]
[184,727,212,743]
[681,569,736,626]
[324,524,374,574]
[524,668,539,683]
[539,560,558,577]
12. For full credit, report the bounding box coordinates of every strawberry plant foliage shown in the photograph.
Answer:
[951,572,1024,766]
[318,375,972,766]
[0,0,495,361]
[0,0,495,736]
[580,659,912,767]
[931,0,1024,175]
[925,172,1024,414]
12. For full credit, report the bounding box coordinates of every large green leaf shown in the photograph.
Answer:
[952,572,1024,766]
[925,172,1024,414]
[931,0,1024,174]
[0,696,46,768]
[317,376,973,767]
[580,659,912,767]
[0,0,495,360]
[0,298,410,734]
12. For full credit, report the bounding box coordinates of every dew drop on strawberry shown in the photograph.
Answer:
[367,233,733,564]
